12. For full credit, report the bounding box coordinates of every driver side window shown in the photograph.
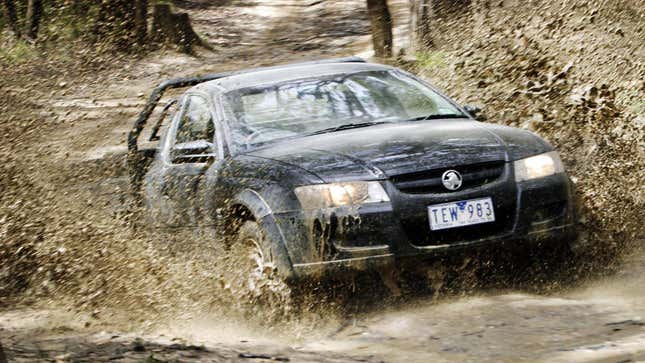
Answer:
[176,95,215,144]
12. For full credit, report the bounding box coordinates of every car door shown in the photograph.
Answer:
[143,92,220,228]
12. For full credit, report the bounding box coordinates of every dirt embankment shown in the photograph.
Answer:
[418,0,644,260]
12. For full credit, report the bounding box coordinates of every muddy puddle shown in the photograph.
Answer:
[2,247,645,362]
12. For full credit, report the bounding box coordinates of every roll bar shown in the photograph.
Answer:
[127,56,366,156]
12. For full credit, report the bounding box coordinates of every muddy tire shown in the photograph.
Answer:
[221,221,293,318]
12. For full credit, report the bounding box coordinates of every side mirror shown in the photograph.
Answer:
[463,104,483,119]
[171,140,215,163]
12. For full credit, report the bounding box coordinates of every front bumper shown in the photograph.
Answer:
[278,167,576,279]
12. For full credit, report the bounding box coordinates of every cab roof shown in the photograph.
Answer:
[193,61,395,93]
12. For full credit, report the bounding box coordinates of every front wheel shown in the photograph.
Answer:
[221,221,293,317]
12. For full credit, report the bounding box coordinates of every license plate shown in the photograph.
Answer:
[428,197,495,231]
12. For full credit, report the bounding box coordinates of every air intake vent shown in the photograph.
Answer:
[391,160,505,194]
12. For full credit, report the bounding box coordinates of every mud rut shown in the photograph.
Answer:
[2,0,645,362]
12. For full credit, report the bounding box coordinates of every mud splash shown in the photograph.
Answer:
[1,0,644,361]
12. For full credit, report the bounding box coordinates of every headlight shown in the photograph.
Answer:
[294,181,390,210]
[514,151,564,182]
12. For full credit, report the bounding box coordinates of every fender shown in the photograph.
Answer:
[232,189,296,280]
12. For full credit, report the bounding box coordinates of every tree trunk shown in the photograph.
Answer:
[366,0,393,58]
[2,0,21,38]
[134,0,148,45]
[410,0,433,51]
[95,0,137,50]
[409,0,417,50]
[151,3,208,54]
[24,0,43,40]
[0,341,7,363]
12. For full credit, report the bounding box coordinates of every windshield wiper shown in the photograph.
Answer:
[409,113,469,121]
[306,121,390,136]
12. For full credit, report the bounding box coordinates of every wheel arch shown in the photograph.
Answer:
[226,189,295,280]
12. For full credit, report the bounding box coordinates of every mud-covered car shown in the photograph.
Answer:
[128,57,576,284]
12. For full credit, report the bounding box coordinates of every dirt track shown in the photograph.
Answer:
[2,248,645,362]
[1,0,644,362]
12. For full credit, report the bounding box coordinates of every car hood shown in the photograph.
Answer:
[248,120,553,183]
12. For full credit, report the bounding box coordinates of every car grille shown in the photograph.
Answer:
[390,160,505,194]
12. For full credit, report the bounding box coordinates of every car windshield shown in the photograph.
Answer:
[223,70,466,151]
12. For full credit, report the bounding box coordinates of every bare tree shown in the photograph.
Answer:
[134,0,148,44]
[92,1,205,52]
[24,0,43,40]
[1,0,203,52]
[366,0,393,58]
[2,0,43,40]
[2,0,21,38]
[409,0,433,51]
